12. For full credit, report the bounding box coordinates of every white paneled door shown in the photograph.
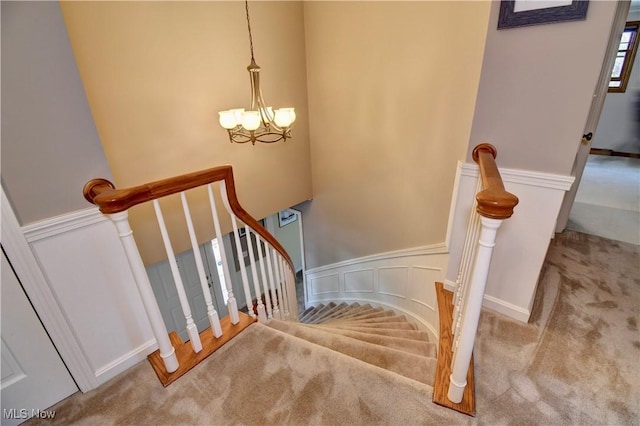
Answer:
[1,249,78,425]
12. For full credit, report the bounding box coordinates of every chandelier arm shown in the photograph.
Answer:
[227,127,291,144]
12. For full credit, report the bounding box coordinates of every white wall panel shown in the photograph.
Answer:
[310,274,340,295]
[23,208,155,386]
[378,267,408,298]
[344,269,374,293]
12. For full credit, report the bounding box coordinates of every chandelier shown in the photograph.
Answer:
[218,1,296,145]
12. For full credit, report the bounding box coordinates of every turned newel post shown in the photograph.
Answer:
[83,179,179,374]
[109,211,179,373]
[447,143,519,404]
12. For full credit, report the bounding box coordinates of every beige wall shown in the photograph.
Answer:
[467,0,618,175]
[1,2,113,225]
[60,1,313,265]
[300,1,491,269]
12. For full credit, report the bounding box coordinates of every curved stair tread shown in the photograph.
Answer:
[298,323,436,357]
[321,321,418,331]
[322,315,412,326]
[327,305,377,321]
[299,304,326,322]
[302,303,370,323]
[305,302,349,324]
[325,310,397,322]
[303,302,337,323]
[267,319,436,386]
[317,324,430,340]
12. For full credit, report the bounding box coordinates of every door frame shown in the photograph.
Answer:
[555,0,632,232]
[1,188,97,391]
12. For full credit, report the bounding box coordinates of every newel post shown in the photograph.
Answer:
[447,143,519,404]
[447,216,502,403]
[109,211,179,374]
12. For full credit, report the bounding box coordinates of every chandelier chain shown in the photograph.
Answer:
[245,0,255,61]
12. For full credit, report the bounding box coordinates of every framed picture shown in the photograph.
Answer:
[278,209,298,228]
[498,0,589,30]
[230,219,265,271]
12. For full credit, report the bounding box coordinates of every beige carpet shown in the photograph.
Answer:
[27,230,639,425]
[567,154,640,245]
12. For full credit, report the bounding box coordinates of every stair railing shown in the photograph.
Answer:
[83,165,297,379]
[448,143,518,404]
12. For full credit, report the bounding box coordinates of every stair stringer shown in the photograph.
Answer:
[303,244,449,346]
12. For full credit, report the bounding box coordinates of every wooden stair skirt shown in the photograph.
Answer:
[433,282,476,416]
[148,313,255,387]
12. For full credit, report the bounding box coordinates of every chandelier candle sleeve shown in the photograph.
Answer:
[218,1,295,145]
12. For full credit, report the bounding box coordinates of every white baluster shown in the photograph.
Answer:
[272,252,284,320]
[255,234,273,320]
[153,200,202,353]
[245,226,267,323]
[208,184,247,322]
[265,247,280,319]
[108,211,179,373]
[181,192,222,338]
[278,258,290,319]
[286,266,298,321]
[453,210,481,340]
[217,182,242,325]
[452,177,483,338]
[218,186,256,318]
[448,217,503,404]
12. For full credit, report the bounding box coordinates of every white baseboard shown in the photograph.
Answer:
[482,294,531,323]
[94,339,157,383]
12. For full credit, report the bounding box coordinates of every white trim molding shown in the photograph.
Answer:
[22,207,106,242]
[446,162,575,322]
[305,245,449,341]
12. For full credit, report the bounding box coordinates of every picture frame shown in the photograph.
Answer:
[278,209,298,228]
[498,0,589,30]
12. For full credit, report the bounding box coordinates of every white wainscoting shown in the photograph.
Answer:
[22,208,156,388]
[445,162,574,322]
[304,245,449,340]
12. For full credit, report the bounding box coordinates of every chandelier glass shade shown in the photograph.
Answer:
[218,1,295,145]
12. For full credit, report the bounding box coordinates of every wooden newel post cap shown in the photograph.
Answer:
[472,143,498,163]
[83,178,115,204]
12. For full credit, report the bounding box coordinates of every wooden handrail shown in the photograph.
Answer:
[472,144,519,220]
[83,165,294,271]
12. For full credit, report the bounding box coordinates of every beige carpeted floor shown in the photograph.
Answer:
[568,154,640,245]
[28,230,639,425]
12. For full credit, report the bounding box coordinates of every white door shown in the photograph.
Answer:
[1,249,78,425]
[555,1,632,232]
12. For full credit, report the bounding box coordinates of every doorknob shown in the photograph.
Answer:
[581,132,593,145]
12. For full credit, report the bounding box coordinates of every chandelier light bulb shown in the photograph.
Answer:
[274,108,295,128]
[241,111,261,131]
[218,111,238,130]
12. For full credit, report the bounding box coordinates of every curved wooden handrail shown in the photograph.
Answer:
[83,166,294,271]
[472,143,519,220]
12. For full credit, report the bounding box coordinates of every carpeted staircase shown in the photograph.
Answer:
[267,302,437,386]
